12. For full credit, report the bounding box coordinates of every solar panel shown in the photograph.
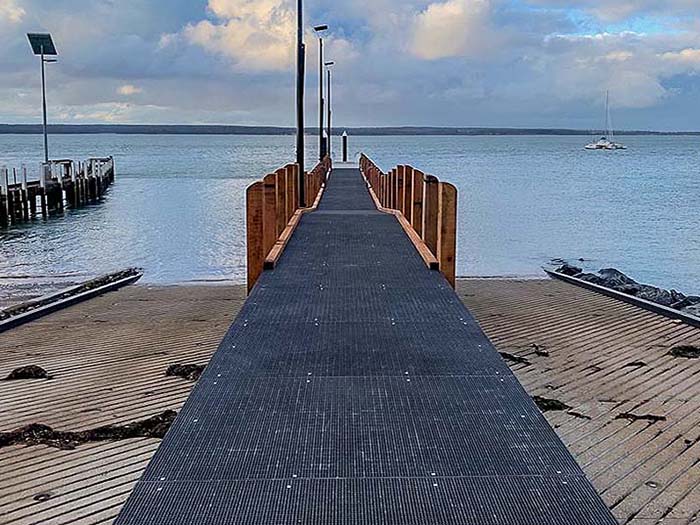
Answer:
[27,33,57,56]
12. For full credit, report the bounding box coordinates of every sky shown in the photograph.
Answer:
[1,0,700,130]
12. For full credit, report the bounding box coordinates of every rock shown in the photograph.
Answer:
[556,264,582,277]
[555,264,700,314]
[5,365,50,381]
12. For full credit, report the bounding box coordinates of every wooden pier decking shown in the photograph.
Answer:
[1,278,699,524]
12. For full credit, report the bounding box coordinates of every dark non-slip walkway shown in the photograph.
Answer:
[115,168,617,524]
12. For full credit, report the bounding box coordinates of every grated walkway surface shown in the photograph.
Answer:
[114,168,617,524]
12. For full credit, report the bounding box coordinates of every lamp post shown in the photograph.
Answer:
[313,25,328,160]
[27,33,58,164]
[295,0,306,207]
[325,61,335,159]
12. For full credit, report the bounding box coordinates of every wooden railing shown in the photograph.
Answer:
[246,157,332,292]
[359,154,457,287]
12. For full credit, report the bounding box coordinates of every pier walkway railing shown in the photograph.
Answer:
[115,159,617,525]
[245,157,331,291]
[360,154,457,287]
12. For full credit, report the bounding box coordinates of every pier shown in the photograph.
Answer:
[2,158,698,524]
[0,157,115,227]
[110,158,614,524]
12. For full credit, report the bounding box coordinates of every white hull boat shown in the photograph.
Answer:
[585,91,626,150]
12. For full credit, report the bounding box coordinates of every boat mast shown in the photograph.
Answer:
[605,90,613,140]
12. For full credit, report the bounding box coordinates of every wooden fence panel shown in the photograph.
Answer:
[411,170,424,237]
[397,166,405,216]
[262,173,278,258]
[276,168,287,236]
[246,181,264,292]
[423,175,439,255]
[438,182,457,288]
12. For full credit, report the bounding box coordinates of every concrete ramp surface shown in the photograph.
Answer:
[115,168,617,524]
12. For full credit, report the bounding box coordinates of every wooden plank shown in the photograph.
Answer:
[285,165,295,222]
[403,166,413,220]
[246,181,265,292]
[275,168,287,236]
[262,173,278,260]
[423,175,439,256]
[397,166,406,216]
[437,182,457,288]
[411,169,425,237]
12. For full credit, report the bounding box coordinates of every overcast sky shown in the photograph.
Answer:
[2,0,699,130]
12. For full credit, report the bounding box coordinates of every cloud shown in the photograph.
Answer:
[410,0,501,60]
[183,0,297,71]
[2,0,700,129]
[0,0,25,23]
[526,0,700,22]
[117,84,143,96]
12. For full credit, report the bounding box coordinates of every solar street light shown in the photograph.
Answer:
[314,25,329,160]
[27,33,58,163]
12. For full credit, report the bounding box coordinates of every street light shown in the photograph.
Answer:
[325,61,335,159]
[313,25,328,160]
[27,33,58,164]
[295,0,306,207]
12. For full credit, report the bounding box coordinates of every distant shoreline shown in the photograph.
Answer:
[1,124,699,136]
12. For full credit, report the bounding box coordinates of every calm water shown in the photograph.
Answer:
[1,133,699,304]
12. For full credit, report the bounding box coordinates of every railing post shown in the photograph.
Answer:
[285,165,295,221]
[262,173,278,258]
[291,165,299,212]
[397,166,405,216]
[403,167,413,219]
[246,181,264,292]
[423,175,439,256]
[411,169,424,236]
[275,168,287,236]
[438,182,457,288]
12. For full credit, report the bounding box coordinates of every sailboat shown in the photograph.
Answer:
[585,91,626,150]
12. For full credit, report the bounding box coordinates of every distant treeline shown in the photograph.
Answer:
[0,124,697,136]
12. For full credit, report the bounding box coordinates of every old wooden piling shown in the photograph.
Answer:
[0,156,115,227]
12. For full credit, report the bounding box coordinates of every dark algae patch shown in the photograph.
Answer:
[615,413,667,423]
[533,396,571,412]
[668,346,700,359]
[5,365,51,380]
[0,410,177,450]
[499,352,531,366]
[166,364,206,382]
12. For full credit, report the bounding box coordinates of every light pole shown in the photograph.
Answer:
[313,25,328,160]
[27,33,58,164]
[325,61,335,159]
[295,0,306,207]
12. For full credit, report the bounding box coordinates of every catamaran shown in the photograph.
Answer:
[585,91,626,150]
